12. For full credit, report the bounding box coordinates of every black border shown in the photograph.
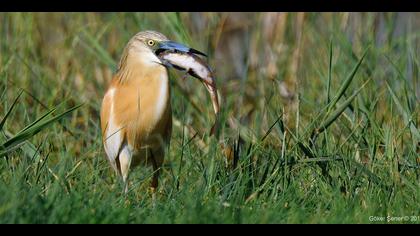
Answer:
[0,0,418,12]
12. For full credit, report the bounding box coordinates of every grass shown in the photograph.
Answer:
[0,12,419,224]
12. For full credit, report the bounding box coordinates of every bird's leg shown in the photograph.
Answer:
[118,144,133,194]
[149,149,161,207]
[149,150,160,190]
[112,158,122,180]
[114,157,124,191]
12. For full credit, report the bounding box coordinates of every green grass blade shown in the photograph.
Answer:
[297,141,315,159]
[327,39,333,104]
[261,115,282,142]
[387,83,420,141]
[0,143,26,157]
[2,104,83,153]
[347,158,386,188]
[15,107,57,135]
[0,90,23,131]
[4,130,42,161]
[298,156,342,163]
[329,46,369,110]
[315,81,368,136]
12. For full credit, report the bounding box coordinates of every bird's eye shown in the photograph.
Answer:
[147,40,155,46]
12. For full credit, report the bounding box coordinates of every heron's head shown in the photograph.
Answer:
[120,30,206,68]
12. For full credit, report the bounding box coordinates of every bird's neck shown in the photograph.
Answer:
[116,50,164,84]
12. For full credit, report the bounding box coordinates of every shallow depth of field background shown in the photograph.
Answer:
[0,12,419,223]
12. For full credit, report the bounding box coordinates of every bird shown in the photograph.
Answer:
[100,30,207,193]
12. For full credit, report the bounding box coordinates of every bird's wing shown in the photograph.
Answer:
[100,87,124,171]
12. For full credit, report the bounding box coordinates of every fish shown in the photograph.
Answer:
[157,50,220,135]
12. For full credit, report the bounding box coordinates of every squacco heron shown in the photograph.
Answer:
[100,30,206,193]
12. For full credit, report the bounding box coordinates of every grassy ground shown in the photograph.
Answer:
[0,12,419,224]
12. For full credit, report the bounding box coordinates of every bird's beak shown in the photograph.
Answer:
[155,41,207,57]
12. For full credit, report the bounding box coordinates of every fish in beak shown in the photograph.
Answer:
[155,41,220,135]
